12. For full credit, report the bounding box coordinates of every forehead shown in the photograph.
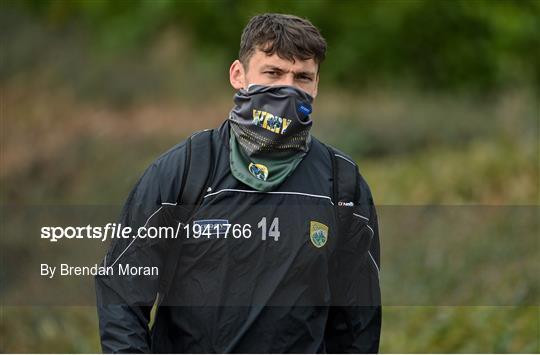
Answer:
[247,48,318,73]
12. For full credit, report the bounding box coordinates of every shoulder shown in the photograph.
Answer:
[152,139,189,170]
[313,137,374,203]
[132,130,198,203]
[311,136,356,166]
[150,128,213,175]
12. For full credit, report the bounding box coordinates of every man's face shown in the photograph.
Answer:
[229,47,319,98]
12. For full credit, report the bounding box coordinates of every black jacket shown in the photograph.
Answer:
[95,120,381,353]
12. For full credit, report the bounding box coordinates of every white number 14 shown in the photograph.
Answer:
[257,217,280,241]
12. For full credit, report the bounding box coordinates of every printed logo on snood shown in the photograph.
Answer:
[228,85,314,191]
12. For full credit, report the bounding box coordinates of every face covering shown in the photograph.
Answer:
[228,84,314,192]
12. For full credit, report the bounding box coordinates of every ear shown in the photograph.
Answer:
[229,59,246,90]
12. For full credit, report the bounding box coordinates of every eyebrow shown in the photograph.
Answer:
[260,65,316,77]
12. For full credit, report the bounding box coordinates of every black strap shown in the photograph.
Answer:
[324,144,358,235]
[157,129,215,304]
[178,129,214,207]
[328,146,339,205]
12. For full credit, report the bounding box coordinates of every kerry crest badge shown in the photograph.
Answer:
[310,221,328,248]
[248,162,269,181]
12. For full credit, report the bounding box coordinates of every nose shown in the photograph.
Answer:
[278,73,295,87]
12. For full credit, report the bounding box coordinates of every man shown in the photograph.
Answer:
[96,13,381,353]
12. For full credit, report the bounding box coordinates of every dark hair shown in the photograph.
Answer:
[239,13,327,69]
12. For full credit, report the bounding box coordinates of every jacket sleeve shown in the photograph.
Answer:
[95,142,187,353]
[325,171,382,353]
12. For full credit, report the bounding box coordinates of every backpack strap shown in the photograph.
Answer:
[324,144,359,236]
[177,129,215,207]
[157,129,215,304]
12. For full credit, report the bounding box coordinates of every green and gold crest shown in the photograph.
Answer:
[248,162,269,181]
[310,221,328,248]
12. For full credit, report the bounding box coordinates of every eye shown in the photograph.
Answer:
[264,71,279,77]
[297,75,313,82]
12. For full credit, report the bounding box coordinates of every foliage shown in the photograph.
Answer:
[5,0,540,95]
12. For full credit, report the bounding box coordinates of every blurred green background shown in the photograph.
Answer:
[1,0,539,352]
